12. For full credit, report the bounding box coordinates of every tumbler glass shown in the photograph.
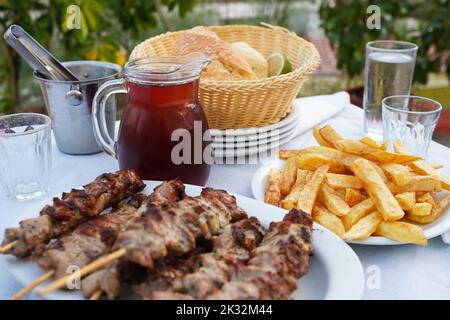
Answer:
[363,40,418,140]
[0,113,52,201]
[382,95,442,157]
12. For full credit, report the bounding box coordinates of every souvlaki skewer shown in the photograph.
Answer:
[9,179,186,300]
[37,187,248,297]
[0,170,145,257]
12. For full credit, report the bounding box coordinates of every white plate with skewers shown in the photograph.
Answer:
[1,181,364,300]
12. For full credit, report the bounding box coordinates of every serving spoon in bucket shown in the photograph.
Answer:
[4,24,79,81]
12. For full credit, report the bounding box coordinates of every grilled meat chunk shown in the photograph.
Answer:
[35,194,146,279]
[113,188,247,269]
[146,217,266,300]
[151,209,312,300]
[2,171,145,257]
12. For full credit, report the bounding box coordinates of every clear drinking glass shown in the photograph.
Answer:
[0,113,52,201]
[363,40,418,140]
[382,95,442,157]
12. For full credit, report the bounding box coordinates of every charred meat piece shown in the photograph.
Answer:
[206,209,313,300]
[76,180,186,298]
[2,171,145,257]
[151,209,313,300]
[146,216,266,300]
[113,188,248,269]
[35,194,146,279]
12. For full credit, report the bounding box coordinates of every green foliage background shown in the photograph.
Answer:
[0,0,197,113]
[319,0,450,84]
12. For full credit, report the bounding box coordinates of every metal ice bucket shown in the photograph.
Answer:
[35,61,122,155]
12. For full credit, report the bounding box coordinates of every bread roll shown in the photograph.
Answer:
[175,26,257,81]
[231,42,268,79]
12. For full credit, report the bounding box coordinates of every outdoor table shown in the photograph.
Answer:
[1,92,449,300]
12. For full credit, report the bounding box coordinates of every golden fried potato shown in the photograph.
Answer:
[294,153,330,171]
[408,160,450,191]
[341,198,376,231]
[265,168,282,206]
[409,202,433,217]
[312,205,345,238]
[319,184,351,216]
[407,195,450,224]
[344,211,383,240]
[280,158,297,195]
[374,221,427,245]
[335,139,422,164]
[281,169,310,210]
[393,175,442,193]
[381,163,412,186]
[325,173,364,189]
[393,140,410,154]
[416,192,436,208]
[359,136,388,150]
[395,192,416,211]
[345,188,367,207]
[352,159,405,221]
[313,126,333,148]
[318,125,343,147]
[296,164,330,214]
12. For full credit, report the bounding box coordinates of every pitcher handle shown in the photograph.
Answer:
[92,79,126,158]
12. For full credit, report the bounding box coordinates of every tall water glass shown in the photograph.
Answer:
[382,95,442,157]
[0,113,52,201]
[363,41,418,140]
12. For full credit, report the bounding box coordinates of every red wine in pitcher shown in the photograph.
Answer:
[117,79,211,185]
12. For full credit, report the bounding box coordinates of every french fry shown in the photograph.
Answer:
[312,206,345,238]
[281,169,310,210]
[395,192,416,211]
[294,153,330,171]
[325,173,364,189]
[393,175,442,193]
[359,136,388,150]
[280,158,297,195]
[416,192,436,208]
[319,184,350,216]
[334,188,347,200]
[265,168,282,206]
[351,158,404,221]
[345,188,367,207]
[408,160,450,191]
[280,146,360,168]
[381,163,412,186]
[335,139,422,164]
[318,125,343,147]
[296,164,330,214]
[409,203,433,216]
[341,198,376,231]
[407,195,450,224]
[327,159,350,174]
[313,126,333,148]
[374,221,427,245]
[344,211,383,240]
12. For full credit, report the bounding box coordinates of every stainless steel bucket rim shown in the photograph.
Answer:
[33,60,122,84]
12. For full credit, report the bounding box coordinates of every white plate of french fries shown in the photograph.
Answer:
[252,125,450,245]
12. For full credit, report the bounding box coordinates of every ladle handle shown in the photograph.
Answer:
[92,79,126,158]
[4,25,78,81]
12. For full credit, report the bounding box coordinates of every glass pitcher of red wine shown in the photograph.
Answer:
[92,53,213,185]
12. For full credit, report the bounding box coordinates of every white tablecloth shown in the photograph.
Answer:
[1,92,449,300]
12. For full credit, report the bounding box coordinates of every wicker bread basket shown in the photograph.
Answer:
[130,24,321,129]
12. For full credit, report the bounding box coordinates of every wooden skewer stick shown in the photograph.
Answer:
[89,290,103,300]
[9,270,54,300]
[37,248,126,297]
[0,241,18,254]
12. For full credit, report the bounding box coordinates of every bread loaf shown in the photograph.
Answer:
[231,42,268,79]
[175,26,257,81]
